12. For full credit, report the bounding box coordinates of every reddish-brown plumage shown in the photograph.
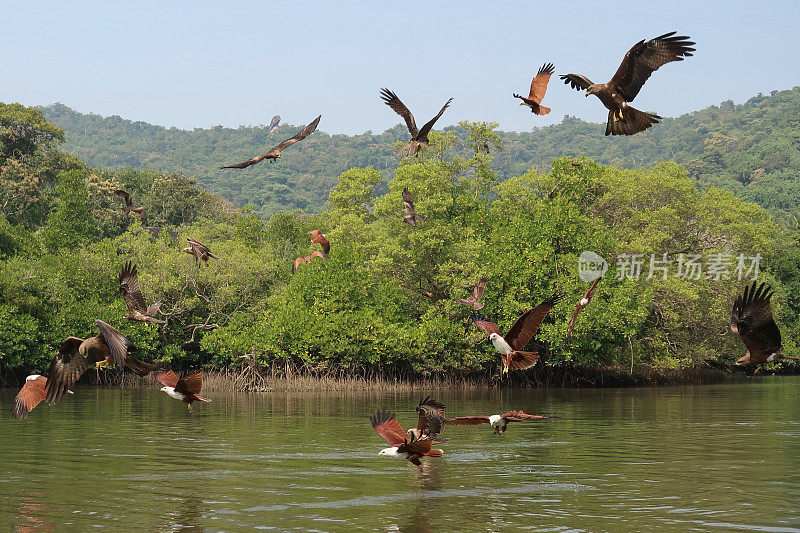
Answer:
[12,376,72,420]
[566,276,602,337]
[292,251,326,274]
[308,230,330,256]
[446,410,550,434]
[454,278,487,310]
[371,408,444,466]
[156,370,211,409]
[513,62,554,115]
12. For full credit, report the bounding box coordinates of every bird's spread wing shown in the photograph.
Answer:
[13,376,48,419]
[472,278,487,302]
[119,261,148,313]
[445,416,490,425]
[505,293,562,350]
[380,88,418,137]
[155,370,179,388]
[529,62,554,102]
[417,98,453,139]
[566,304,582,336]
[95,320,134,368]
[560,74,593,91]
[222,115,321,168]
[45,337,89,405]
[609,31,695,102]
[269,115,281,130]
[402,188,420,226]
[397,435,434,456]
[501,411,549,422]
[472,315,501,336]
[585,276,602,299]
[371,408,408,446]
[176,372,203,396]
[416,396,446,437]
[130,206,147,225]
[731,282,782,358]
[115,189,133,207]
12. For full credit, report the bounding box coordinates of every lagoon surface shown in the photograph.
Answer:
[1,378,799,531]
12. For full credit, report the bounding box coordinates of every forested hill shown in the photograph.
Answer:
[42,86,800,222]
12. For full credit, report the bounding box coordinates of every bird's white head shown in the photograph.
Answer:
[488,414,503,427]
[26,374,42,381]
[379,446,400,458]
[580,297,589,307]
[489,333,500,340]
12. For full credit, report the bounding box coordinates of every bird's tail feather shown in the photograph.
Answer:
[194,395,212,403]
[125,356,162,376]
[605,107,660,136]
[508,351,540,371]
[535,104,551,116]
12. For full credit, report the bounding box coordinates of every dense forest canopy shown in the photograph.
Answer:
[41,87,800,224]
[2,97,799,380]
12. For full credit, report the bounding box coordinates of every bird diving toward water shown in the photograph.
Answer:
[183,238,221,263]
[446,411,550,434]
[268,115,281,134]
[402,188,422,227]
[730,281,799,371]
[380,88,452,157]
[454,278,487,311]
[371,408,444,467]
[513,62,555,115]
[566,275,602,337]
[45,320,163,405]
[473,293,562,372]
[308,230,330,257]
[292,250,326,274]
[119,261,166,324]
[12,375,72,420]
[560,31,695,135]
[156,370,211,411]
[114,189,148,225]
[221,115,321,168]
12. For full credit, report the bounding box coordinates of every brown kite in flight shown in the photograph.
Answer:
[454,278,487,310]
[268,115,281,134]
[115,189,148,225]
[473,293,561,372]
[119,261,165,324]
[446,410,550,434]
[221,115,321,168]
[561,31,694,135]
[730,282,799,370]
[45,320,162,405]
[380,89,452,157]
[407,396,446,440]
[513,62,554,115]
[371,408,443,467]
[183,238,221,262]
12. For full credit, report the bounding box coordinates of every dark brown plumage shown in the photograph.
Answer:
[221,115,321,168]
[371,408,443,467]
[380,89,452,157]
[308,230,330,257]
[268,115,281,134]
[561,31,694,135]
[115,189,148,224]
[408,396,446,440]
[730,282,798,368]
[473,293,561,372]
[156,370,211,411]
[446,410,550,434]
[45,320,162,405]
[513,62,554,115]
[183,238,221,262]
[454,278,487,310]
[119,261,165,324]
[566,276,602,337]
[402,188,422,227]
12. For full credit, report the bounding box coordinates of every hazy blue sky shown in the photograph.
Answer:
[1,1,798,134]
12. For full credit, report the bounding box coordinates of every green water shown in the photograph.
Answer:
[1,378,799,531]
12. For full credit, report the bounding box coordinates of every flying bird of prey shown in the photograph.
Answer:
[730,282,799,369]
[308,229,330,257]
[371,408,443,467]
[560,31,695,135]
[402,188,422,227]
[513,62,555,115]
[268,115,281,134]
[156,370,211,411]
[407,396,446,440]
[454,278,487,310]
[566,276,602,337]
[45,320,162,405]
[446,411,550,434]
[114,189,148,224]
[292,250,326,274]
[473,293,562,373]
[183,238,221,262]
[12,375,73,420]
[119,261,166,324]
[221,115,321,168]
[380,89,452,157]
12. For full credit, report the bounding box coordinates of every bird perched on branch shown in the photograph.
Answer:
[380,88,452,157]
[371,408,443,467]
[221,115,321,168]
[446,410,550,434]
[119,261,165,324]
[513,62,555,115]
[561,31,694,135]
[473,293,562,372]
[156,370,211,411]
[730,281,799,371]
